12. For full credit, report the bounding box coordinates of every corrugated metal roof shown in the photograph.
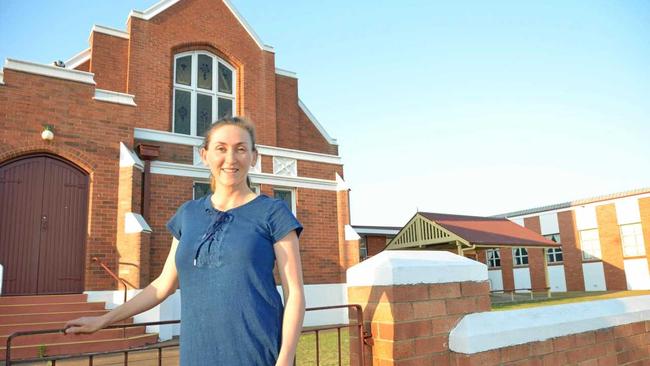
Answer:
[419,212,559,248]
[494,187,650,218]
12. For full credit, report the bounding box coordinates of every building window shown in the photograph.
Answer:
[486,249,501,268]
[173,51,236,136]
[620,223,646,257]
[359,237,368,261]
[513,247,528,266]
[273,188,296,215]
[546,248,563,263]
[544,233,561,243]
[193,182,211,199]
[579,229,602,260]
[250,184,260,195]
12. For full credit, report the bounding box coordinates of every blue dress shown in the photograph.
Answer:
[166,194,303,365]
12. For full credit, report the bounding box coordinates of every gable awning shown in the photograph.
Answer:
[386,212,561,251]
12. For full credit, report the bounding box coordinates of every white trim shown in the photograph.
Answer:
[125,212,152,233]
[507,192,650,220]
[129,0,180,20]
[346,250,488,287]
[134,128,342,165]
[353,227,400,236]
[272,187,297,214]
[119,142,144,170]
[450,295,650,354]
[92,24,129,39]
[298,99,337,145]
[94,89,137,106]
[0,70,3,85]
[128,0,274,52]
[345,225,361,241]
[4,58,96,85]
[275,68,297,78]
[149,161,338,191]
[64,48,91,70]
[221,0,274,52]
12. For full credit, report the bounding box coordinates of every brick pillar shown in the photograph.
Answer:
[500,247,515,291]
[596,204,627,290]
[524,216,547,291]
[337,174,359,282]
[346,250,490,365]
[558,210,585,291]
[639,198,650,273]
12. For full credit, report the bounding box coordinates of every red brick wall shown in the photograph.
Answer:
[558,210,586,291]
[452,321,650,365]
[524,216,547,291]
[89,32,128,92]
[597,204,627,290]
[500,247,515,291]
[640,198,650,272]
[298,108,338,155]
[297,160,343,181]
[275,75,300,150]
[0,69,136,290]
[366,235,388,257]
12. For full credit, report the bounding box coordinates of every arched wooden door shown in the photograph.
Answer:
[0,155,89,295]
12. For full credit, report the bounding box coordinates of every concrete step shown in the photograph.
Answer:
[0,326,147,346]
[0,318,134,336]
[0,310,109,325]
[0,302,106,315]
[0,294,88,305]
[1,333,160,361]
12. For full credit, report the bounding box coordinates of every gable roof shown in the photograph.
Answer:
[418,212,558,247]
[128,0,274,52]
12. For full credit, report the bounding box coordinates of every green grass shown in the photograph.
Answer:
[491,290,650,311]
[296,327,351,366]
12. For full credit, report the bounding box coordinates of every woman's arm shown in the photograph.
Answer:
[65,238,180,334]
[273,230,306,366]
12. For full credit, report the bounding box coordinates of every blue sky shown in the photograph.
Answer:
[1,1,649,226]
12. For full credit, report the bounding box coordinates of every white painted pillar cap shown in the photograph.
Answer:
[346,250,487,287]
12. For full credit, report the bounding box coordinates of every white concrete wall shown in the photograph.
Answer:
[539,213,559,235]
[623,259,650,290]
[86,283,350,341]
[548,265,567,292]
[582,262,607,291]
[450,295,650,354]
[488,270,504,291]
[513,267,531,292]
[615,198,641,225]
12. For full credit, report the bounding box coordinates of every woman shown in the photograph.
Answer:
[65,117,306,365]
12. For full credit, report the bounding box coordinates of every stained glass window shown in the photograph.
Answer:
[218,63,233,94]
[174,90,191,135]
[197,94,213,137]
[197,54,213,90]
[218,98,233,119]
[175,56,191,86]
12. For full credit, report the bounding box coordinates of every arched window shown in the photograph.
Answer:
[173,51,236,136]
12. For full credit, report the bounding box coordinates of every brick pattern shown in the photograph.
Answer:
[347,281,491,365]
[596,204,627,290]
[451,321,650,366]
[524,216,547,291]
[297,160,343,181]
[558,210,585,291]
[366,235,388,257]
[500,247,515,291]
[89,31,128,92]
[136,140,193,165]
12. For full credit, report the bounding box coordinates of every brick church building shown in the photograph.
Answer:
[0,0,360,305]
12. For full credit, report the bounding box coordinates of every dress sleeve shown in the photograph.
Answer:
[166,202,186,241]
[267,199,303,243]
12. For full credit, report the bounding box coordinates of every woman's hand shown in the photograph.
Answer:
[64,315,108,334]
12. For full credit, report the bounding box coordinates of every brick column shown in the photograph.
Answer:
[558,210,585,291]
[638,197,650,272]
[596,204,627,290]
[500,248,515,291]
[524,216,547,291]
[346,250,490,365]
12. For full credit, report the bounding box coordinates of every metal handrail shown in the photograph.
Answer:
[5,305,373,366]
[91,257,132,304]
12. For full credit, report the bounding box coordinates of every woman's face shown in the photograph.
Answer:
[200,124,257,189]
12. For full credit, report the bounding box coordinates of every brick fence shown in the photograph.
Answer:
[346,250,650,365]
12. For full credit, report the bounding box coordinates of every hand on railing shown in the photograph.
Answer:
[64,315,109,335]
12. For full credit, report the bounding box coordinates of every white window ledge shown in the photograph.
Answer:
[125,212,152,233]
[4,58,96,85]
[450,294,650,354]
[94,89,136,106]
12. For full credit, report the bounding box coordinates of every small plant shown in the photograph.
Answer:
[37,344,47,357]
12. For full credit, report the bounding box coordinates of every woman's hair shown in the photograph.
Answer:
[202,116,257,193]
